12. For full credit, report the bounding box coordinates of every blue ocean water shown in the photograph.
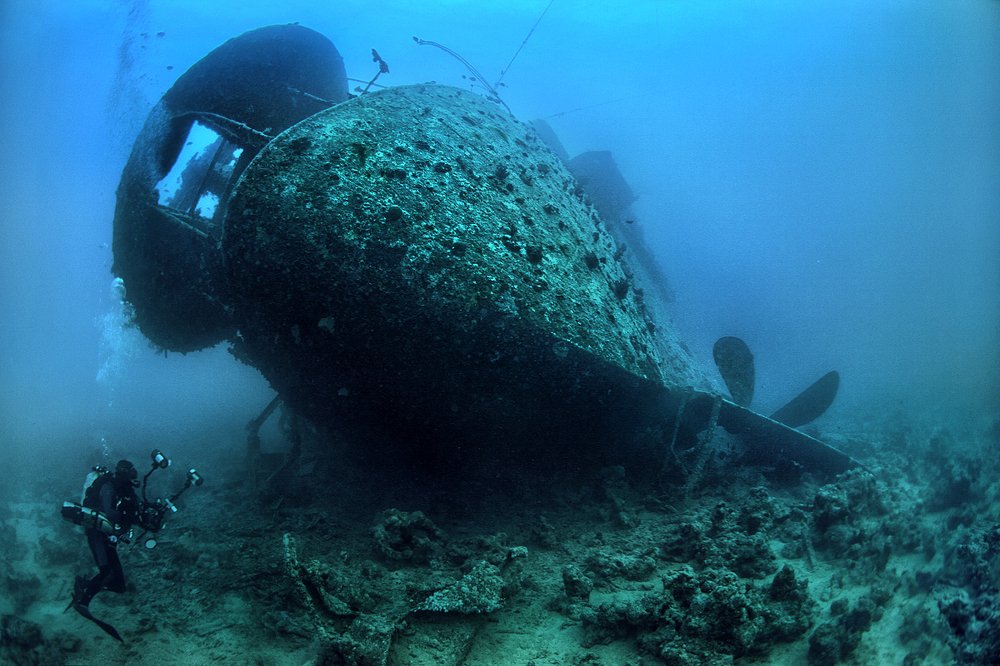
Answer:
[0,2,998,664]
[2,1,997,436]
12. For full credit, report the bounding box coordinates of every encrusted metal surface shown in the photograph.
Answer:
[224,84,705,457]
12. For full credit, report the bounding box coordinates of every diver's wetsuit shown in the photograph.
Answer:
[76,470,138,607]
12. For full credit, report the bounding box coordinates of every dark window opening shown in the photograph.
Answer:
[155,120,245,228]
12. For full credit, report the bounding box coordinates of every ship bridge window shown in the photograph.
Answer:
[155,120,244,221]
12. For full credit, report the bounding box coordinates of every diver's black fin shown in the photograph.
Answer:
[770,370,840,428]
[64,576,85,613]
[712,336,755,407]
[73,603,125,643]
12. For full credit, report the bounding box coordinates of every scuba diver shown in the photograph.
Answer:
[73,461,138,606]
[61,450,202,642]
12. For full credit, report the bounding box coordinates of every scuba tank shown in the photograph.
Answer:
[61,451,204,547]
[80,466,107,503]
[61,465,121,538]
[60,502,119,536]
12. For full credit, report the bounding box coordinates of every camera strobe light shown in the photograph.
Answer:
[151,449,171,469]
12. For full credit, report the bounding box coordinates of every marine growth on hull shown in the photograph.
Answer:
[14,23,974,666]
[112,24,853,476]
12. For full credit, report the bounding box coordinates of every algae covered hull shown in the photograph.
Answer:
[112,24,350,353]
[223,83,703,457]
[111,25,856,473]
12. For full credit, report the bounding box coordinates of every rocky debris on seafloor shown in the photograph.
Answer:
[554,453,958,664]
[280,514,529,665]
[852,423,1000,664]
[807,590,888,666]
[411,544,528,614]
[2,568,41,615]
[413,560,505,614]
[562,564,594,603]
[807,470,930,582]
[579,563,815,663]
[283,532,397,665]
[282,534,366,623]
[1,614,81,666]
[936,524,1000,664]
[661,501,779,580]
[530,514,559,549]
[315,613,399,666]
[371,508,447,565]
[34,411,986,666]
[585,549,657,586]
[35,533,80,568]
[596,466,641,528]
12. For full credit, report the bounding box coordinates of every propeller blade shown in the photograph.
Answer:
[716,396,859,475]
[712,336,755,407]
[770,370,840,428]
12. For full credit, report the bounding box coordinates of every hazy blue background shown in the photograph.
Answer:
[2,0,997,471]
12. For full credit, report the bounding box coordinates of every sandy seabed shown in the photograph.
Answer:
[2,411,998,665]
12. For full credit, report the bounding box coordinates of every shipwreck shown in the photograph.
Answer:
[112,24,858,478]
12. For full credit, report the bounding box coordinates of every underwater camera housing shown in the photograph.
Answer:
[137,499,171,533]
[61,449,204,548]
[137,449,204,549]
